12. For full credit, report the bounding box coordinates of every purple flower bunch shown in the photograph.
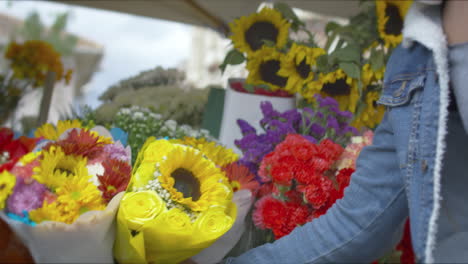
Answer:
[234,94,357,180]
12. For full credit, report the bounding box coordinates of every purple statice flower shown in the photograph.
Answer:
[260,101,280,120]
[7,178,47,216]
[326,116,340,132]
[279,109,301,126]
[237,119,256,136]
[103,141,131,162]
[302,135,318,144]
[309,123,326,138]
[315,94,339,109]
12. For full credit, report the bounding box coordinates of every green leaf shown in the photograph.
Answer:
[325,22,341,34]
[219,49,245,73]
[330,45,361,64]
[316,54,329,73]
[274,3,302,25]
[244,83,256,93]
[370,49,385,71]
[339,62,360,79]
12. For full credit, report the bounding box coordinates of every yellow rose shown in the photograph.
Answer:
[131,162,156,189]
[194,205,236,242]
[142,140,174,163]
[161,208,193,232]
[120,191,165,231]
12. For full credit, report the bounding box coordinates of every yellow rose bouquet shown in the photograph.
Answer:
[0,120,132,263]
[114,138,240,264]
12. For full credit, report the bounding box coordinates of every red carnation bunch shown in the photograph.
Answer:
[253,134,354,239]
[0,128,38,172]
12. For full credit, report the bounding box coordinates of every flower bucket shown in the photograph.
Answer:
[219,78,296,153]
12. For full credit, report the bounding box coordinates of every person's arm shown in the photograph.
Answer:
[225,110,409,263]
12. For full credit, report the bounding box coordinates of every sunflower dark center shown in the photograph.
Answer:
[384,4,403,35]
[0,183,5,191]
[322,78,351,97]
[172,168,201,201]
[296,59,311,79]
[54,167,74,176]
[259,60,287,87]
[372,100,378,108]
[245,21,279,51]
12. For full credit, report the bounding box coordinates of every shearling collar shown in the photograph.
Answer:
[402,2,447,52]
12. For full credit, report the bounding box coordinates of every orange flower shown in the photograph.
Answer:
[4,40,72,87]
[223,162,259,193]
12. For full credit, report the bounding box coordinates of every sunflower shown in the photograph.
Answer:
[278,44,326,94]
[376,0,413,48]
[35,119,83,141]
[56,167,105,215]
[170,137,239,168]
[229,7,290,56]
[352,90,385,130]
[307,69,360,112]
[246,46,288,91]
[362,63,385,87]
[33,147,88,190]
[0,171,16,209]
[157,145,232,212]
[29,200,73,224]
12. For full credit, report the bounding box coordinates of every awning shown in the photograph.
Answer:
[49,0,360,35]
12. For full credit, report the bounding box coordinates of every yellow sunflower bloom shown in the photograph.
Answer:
[362,63,385,87]
[33,147,88,190]
[0,171,16,209]
[246,46,287,91]
[29,200,75,224]
[352,90,386,130]
[35,119,83,140]
[18,151,41,165]
[55,168,105,216]
[376,0,413,48]
[307,69,360,112]
[170,137,239,168]
[157,145,232,212]
[277,44,326,94]
[229,7,290,56]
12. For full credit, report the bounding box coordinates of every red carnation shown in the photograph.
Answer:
[298,176,333,209]
[336,168,354,194]
[318,139,344,161]
[253,195,288,230]
[0,128,38,172]
[97,159,132,202]
[270,163,294,186]
[396,219,415,264]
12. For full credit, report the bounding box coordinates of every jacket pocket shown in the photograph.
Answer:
[377,73,426,107]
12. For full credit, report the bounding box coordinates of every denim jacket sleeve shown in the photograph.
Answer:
[224,112,409,264]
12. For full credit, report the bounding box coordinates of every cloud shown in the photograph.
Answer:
[0,0,193,108]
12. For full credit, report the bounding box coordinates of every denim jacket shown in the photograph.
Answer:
[227,3,450,263]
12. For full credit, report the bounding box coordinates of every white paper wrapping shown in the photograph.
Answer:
[192,189,253,264]
[0,192,124,263]
[219,82,296,153]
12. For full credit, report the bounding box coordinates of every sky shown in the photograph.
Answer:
[0,0,193,108]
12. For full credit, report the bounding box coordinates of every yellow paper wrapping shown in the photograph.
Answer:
[114,139,237,264]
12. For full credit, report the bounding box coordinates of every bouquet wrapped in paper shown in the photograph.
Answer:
[0,120,132,263]
[115,137,243,264]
